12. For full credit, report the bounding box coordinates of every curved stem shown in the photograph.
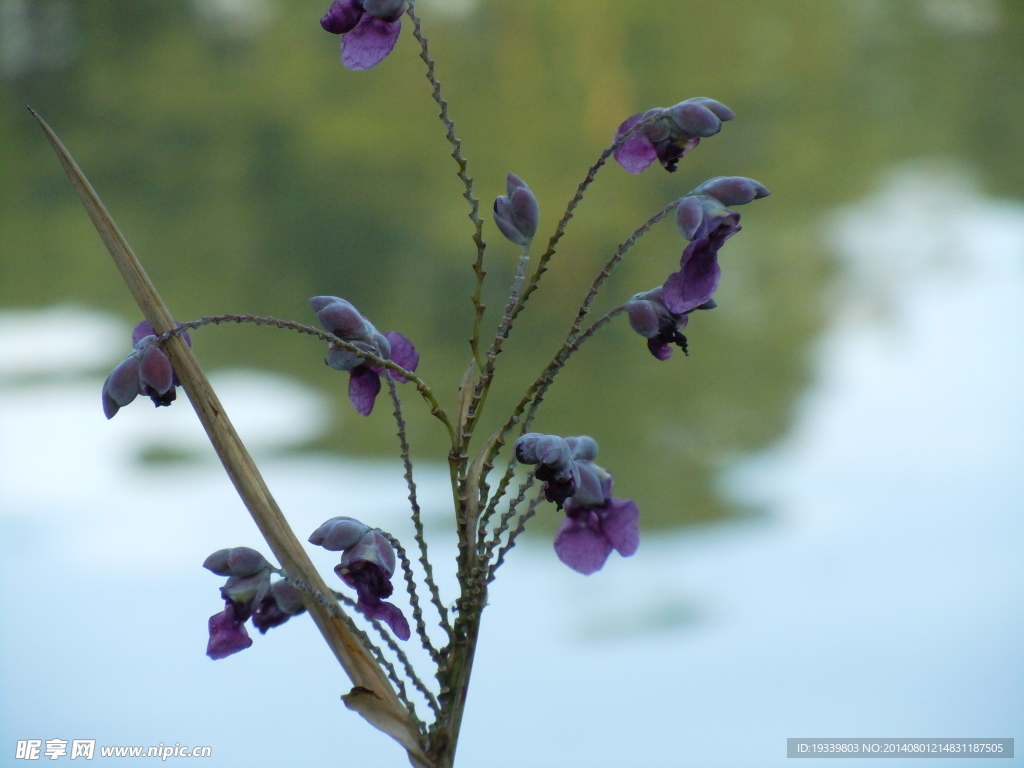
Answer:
[156,314,454,439]
[406,1,487,369]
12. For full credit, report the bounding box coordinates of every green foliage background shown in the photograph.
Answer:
[2,0,1022,527]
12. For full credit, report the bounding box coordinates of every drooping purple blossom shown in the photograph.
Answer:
[553,437,640,575]
[309,296,419,416]
[309,517,411,640]
[613,98,735,174]
[204,547,270,659]
[493,173,540,246]
[321,0,406,71]
[202,547,306,658]
[660,178,769,317]
[516,434,640,574]
[101,320,191,419]
[555,495,640,576]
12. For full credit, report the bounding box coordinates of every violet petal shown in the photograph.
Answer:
[206,603,253,660]
[662,240,723,315]
[647,339,674,360]
[360,599,411,640]
[598,498,640,557]
[613,113,658,174]
[103,357,141,409]
[138,345,174,396]
[382,331,418,380]
[131,321,156,346]
[341,15,400,71]
[321,0,363,34]
[348,367,381,416]
[553,514,613,575]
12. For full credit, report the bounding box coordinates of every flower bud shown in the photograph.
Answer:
[690,176,770,207]
[626,299,661,338]
[309,516,371,551]
[690,97,735,122]
[310,296,370,339]
[203,546,269,577]
[675,195,705,241]
[565,435,599,461]
[493,173,539,246]
[668,100,722,137]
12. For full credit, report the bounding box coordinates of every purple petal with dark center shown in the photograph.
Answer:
[341,15,400,71]
[382,331,418,380]
[613,113,657,174]
[138,346,173,396]
[554,512,612,575]
[348,367,381,415]
[321,0,363,33]
[598,498,640,557]
[359,599,411,640]
[206,603,253,659]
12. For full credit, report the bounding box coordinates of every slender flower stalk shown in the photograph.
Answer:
[405,1,487,369]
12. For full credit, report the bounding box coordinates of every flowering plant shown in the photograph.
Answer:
[32,3,767,765]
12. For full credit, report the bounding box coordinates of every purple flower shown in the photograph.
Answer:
[613,98,735,174]
[661,178,769,317]
[555,495,640,575]
[493,173,540,246]
[321,0,406,71]
[309,517,411,640]
[514,433,580,509]
[309,296,419,416]
[202,547,304,658]
[101,321,191,419]
[531,435,640,575]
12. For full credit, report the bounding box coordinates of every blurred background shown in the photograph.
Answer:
[1,0,1022,766]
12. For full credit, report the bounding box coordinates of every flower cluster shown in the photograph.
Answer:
[309,296,419,416]
[101,321,190,419]
[321,0,407,71]
[613,98,736,174]
[203,547,307,660]
[626,176,770,359]
[309,516,410,640]
[515,433,640,575]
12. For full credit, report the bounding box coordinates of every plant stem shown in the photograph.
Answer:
[406,1,487,369]
[32,109,428,764]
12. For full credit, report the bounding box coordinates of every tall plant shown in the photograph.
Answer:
[33,2,768,765]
